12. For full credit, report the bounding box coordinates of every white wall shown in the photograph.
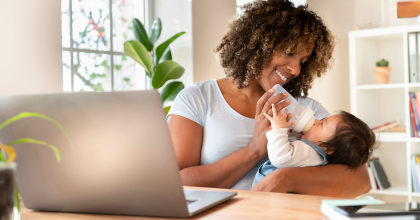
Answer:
[306,0,355,113]
[306,0,418,113]
[0,0,63,95]
[191,0,237,82]
[152,0,193,88]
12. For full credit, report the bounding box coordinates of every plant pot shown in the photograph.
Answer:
[0,162,16,220]
[373,66,391,84]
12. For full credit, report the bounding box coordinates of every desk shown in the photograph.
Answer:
[21,186,332,220]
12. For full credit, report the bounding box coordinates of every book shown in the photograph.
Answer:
[412,155,420,192]
[409,94,419,137]
[371,119,401,133]
[409,92,420,137]
[367,164,378,190]
[412,92,420,137]
[408,32,418,83]
[369,158,391,190]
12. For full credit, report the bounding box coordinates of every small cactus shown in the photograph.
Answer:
[376,58,389,67]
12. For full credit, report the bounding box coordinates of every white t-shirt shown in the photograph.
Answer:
[168,79,330,190]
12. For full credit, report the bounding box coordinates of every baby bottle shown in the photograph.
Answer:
[269,84,315,133]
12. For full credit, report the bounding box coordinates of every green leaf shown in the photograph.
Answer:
[124,40,154,77]
[101,60,108,67]
[123,77,130,82]
[156,32,185,64]
[0,151,5,162]
[132,18,152,51]
[152,61,184,88]
[161,81,184,105]
[15,185,20,215]
[93,83,104,92]
[164,106,171,115]
[0,112,73,149]
[160,48,172,63]
[115,64,122,70]
[122,56,127,61]
[150,18,162,44]
[6,138,61,162]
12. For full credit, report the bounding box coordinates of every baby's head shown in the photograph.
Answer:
[302,111,376,168]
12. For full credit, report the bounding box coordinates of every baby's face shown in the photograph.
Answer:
[302,115,341,151]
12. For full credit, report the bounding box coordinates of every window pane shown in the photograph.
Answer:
[112,0,144,52]
[62,0,70,48]
[62,51,71,92]
[113,55,146,91]
[73,52,111,92]
[72,0,110,51]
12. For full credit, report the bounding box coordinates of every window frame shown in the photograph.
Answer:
[62,0,150,92]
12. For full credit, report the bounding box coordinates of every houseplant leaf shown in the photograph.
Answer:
[132,18,152,51]
[0,112,73,149]
[150,18,162,44]
[156,32,185,64]
[124,40,154,77]
[6,138,61,162]
[159,48,172,64]
[164,106,171,115]
[0,145,16,166]
[152,61,185,89]
[161,81,184,105]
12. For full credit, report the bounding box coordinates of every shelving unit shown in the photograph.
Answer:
[349,24,420,202]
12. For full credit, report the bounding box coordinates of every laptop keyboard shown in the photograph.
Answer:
[186,199,199,204]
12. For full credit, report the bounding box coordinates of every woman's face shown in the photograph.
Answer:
[258,42,315,91]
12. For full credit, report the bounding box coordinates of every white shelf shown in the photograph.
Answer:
[410,138,420,142]
[367,185,408,196]
[356,84,405,90]
[349,25,420,203]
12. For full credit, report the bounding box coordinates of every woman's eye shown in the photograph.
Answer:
[287,52,294,56]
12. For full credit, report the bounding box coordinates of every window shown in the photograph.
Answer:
[61,0,146,92]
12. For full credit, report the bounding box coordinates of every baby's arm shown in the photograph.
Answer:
[264,104,322,168]
[266,129,323,168]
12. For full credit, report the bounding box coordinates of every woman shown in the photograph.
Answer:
[167,0,370,197]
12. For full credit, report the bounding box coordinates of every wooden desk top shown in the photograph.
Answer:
[21,186,333,220]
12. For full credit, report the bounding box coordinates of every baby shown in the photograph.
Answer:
[252,104,377,187]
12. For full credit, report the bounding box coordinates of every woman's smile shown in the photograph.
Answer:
[274,68,292,85]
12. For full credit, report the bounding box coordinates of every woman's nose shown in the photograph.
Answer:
[286,58,301,77]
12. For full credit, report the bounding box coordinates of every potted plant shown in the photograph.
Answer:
[374,58,390,84]
[124,18,185,114]
[0,112,70,220]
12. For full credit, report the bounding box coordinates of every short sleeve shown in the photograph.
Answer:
[167,84,207,127]
[297,97,330,120]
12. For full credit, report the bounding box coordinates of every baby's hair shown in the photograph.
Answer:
[319,111,377,169]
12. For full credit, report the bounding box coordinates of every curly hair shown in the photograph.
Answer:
[214,0,336,97]
[321,111,377,169]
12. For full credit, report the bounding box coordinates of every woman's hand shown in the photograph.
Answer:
[247,88,292,157]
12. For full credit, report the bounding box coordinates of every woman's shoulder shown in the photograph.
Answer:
[169,79,219,126]
[178,79,217,99]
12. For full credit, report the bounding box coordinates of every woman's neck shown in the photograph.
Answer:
[229,78,265,101]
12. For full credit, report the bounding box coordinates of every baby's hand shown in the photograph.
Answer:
[263,104,294,129]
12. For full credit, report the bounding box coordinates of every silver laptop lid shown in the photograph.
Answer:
[0,91,190,217]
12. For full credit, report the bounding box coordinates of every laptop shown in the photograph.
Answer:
[0,90,236,218]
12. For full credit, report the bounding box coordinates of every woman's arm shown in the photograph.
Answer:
[169,114,266,188]
[251,164,370,198]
